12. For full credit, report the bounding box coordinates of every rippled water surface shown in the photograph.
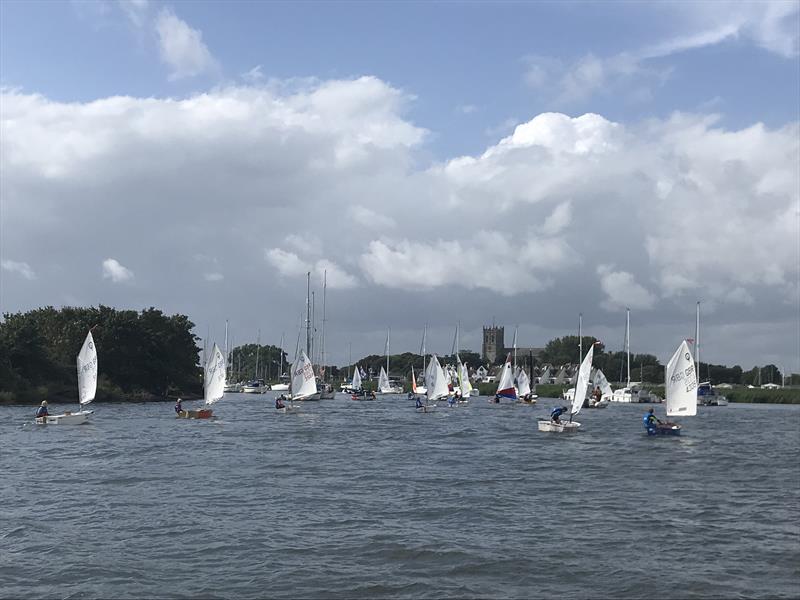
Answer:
[2,395,798,599]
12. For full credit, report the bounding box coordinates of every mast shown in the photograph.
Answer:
[421,324,427,383]
[254,329,261,380]
[513,325,518,369]
[224,320,229,378]
[578,313,582,365]
[349,343,352,379]
[311,291,316,366]
[321,270,327,381]
[385,329,390,375]
[695,301,700,380]
[626,307,631,387]
[279,332,285,379]
[305,271,311,357]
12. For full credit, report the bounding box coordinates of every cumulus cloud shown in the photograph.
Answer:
[1,80,797,367]
[155,8,218,80]
[102,258,134,283]
[1,259,36,280]
[119,0,149,27]
[597,265,657,311]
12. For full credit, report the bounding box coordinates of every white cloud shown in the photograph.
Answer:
[119,0,149,27]
[1,80,796,368]
[349,205,396,230]
[542,201,572,235]
[1,259,36,280]
[597,265,657,311]
[102,258,134,283]
[265,248,310,278]
[242,65,264,83]
[155,8,218,80]
[203,272,224,282]
[456,104,477,115]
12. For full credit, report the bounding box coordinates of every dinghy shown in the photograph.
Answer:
[650,340,697,435]
[418,355,448,412]
[37,331,97,425]
[492,354,517,403]
[290,349,317,402]
[456,359,472,403]
[515,368,537,404]
[538,343,595,433]
[177,344,225,419]
[350,365,375,401]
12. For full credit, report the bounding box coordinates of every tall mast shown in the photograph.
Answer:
[305,271,312,357]
[385,329,390,375]
[695,301,700,380]
[349,343,352,379]
[457,321,461,359]
[254,329,260,380]
[224,320,229,379]
[578,313,583,363]
[311,291,316,365]
[279,332,285,379]
[421,324,427,381]
[626,307,631,387]
[513,325,518,369]
[321,270,327,381]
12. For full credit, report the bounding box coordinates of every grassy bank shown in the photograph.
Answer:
[643,385,799,404]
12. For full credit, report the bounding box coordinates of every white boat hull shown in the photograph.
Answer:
[537,419,581,433]
[270,383,289,391]
[36,410,94,425]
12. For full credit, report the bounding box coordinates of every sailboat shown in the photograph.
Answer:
[611,308,652,403]
[177,343,226,419]
[377,329,402,394]
[493,354,518,403]
[417,354,448,412]
[290,349,317,402]
[589,369,612,408]
[457,360,472,402]
[37,331,97,425]
[539,343,596,433]
[416,326,428,395]
[515,368,537,404]
[350,364,374,401]
[650,339,697,435]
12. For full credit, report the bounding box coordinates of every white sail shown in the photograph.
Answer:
[495,356,517,398]
[458,360,473,396]
[291,349,318,399]
[666,340,698,417]
[516,368,531,397]
[593,369,613,397]
[378,366,391,393]
[77,331,98,406]
[351,367,362,391]
[571,345,595,416]
[427,355,450,401]
[204,343,226,405]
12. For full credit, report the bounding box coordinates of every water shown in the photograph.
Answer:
[2,395,798,599]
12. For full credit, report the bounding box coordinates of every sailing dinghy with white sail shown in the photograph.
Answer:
[456,359,472,403]
[539,343,595,432]
[492,354,517,403]
[177,344,226,419]
[651,340,697,436]
[515,368,537,404]
[417,354,448,412]
[37,331,97,425]
[290,349,317,402]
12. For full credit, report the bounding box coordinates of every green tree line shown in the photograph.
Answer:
[0,306,201,403]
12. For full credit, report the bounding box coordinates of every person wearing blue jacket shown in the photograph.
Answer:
[643,408,661,434]
[36,401,48,419]
[550,406,568,424]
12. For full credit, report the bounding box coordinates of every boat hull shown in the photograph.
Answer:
[176,409,213,419]
[36,410,93,425]
[647,423,681,436]
[270,383,289,391]
[537,419,581,433]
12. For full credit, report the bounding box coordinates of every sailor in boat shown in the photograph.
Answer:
[276,395,286,410]
[415,397,424,410]
[174,398,183,415]
[550,406,568,424]
[36,400,48,419]
[643,408,661,435]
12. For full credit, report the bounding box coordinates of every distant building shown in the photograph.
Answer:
[482,326,505,364]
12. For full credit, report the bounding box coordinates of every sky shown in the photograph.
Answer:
[1,0,799,374]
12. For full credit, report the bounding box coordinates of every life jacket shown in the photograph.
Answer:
[36,406,48,417]
[551,407,564,418]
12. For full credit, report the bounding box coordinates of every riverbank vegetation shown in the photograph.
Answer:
[0,306,201,404]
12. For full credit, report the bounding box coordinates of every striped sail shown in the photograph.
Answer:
[495,356,517,399]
